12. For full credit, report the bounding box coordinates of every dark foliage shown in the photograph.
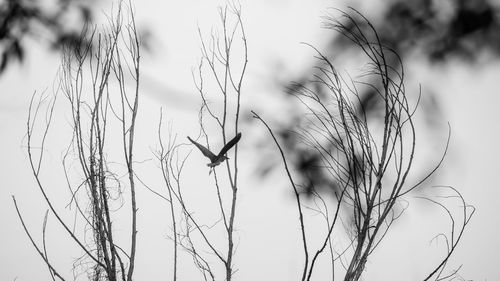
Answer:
[0,0,93,73]
[342,0,500,62]
[267,0,499,195]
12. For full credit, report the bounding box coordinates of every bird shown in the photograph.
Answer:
[187,132,242,169]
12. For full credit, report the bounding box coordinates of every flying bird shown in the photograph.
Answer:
[188,133,242,169]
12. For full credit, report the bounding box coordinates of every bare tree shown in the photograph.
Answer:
[14,1,141,280]
[153,3,247,281]
[253,8,474,281]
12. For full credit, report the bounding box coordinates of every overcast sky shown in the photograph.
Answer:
[1,0,499,280]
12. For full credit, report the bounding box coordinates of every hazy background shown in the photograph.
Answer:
[1,0,499,280]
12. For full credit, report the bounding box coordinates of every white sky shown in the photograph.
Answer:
[1,0,499,280]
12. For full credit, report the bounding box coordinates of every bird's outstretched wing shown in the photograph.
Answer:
[187,137,217,161]
[217,132,242,157]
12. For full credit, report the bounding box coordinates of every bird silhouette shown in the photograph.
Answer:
[188,132,242,169]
